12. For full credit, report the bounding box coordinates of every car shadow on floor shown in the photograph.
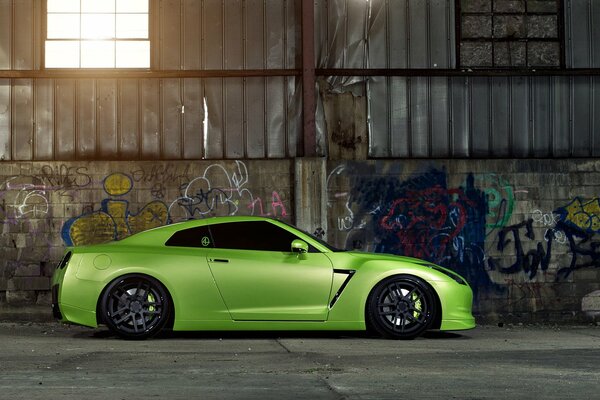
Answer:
[76,328,470,341]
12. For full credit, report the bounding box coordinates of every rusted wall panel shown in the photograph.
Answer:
[0,80,10,159]
[97,80,118,159]
[140,79,161,159]
[224,78,244,158]
[160,0,182,69]
[13,0,33,69]
[12,79,33,160]
[161,79,183,159]
[77,80,96,159]
[54,80,76,160]
[182,0,202,69]
[182,78,203,159]
[34,79,54,160]
[119,80,141,159]
[0,0,11,69]
[245,77,266,158]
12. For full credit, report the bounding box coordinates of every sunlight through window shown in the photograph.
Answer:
[45,0,149,68]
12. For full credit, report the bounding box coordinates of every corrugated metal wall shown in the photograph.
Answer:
[1,0,600,160]
[0,0,301,161]
[319,0,600,158]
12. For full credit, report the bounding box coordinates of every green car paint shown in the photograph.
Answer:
[51,216,475,339]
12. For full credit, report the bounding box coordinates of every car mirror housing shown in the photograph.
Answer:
[291,239,309,256]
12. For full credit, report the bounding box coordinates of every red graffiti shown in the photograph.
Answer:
[380,187,474,261]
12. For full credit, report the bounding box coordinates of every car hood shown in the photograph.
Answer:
[343,251,431,265]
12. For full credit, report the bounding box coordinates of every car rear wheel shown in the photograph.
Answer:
[101,274,171,340]
[366,275,436,340]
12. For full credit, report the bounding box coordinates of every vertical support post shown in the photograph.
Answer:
[302,0,316,157]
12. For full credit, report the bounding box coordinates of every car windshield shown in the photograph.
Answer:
[277,220,344,252]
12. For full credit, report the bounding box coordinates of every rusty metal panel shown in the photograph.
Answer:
[470,78,491,156]
[97,80,118,159]
[245,0,265,69]
[203,0,224,69]
[182,0,202,69]
[593,76,600,156]
[224,78,244,158]
[566,0,591,67]
[450,77,469,157]
[287,77,301,157]
[77,80,96,159]
[140,79,161,159]
[12,79,33,160]
[572,76,592,156]
[552,76,571,157]
[54,80,76,160]
[388,0,408,68]
[245,77,266,158]
[389,77,409,157]
[285,0,299,68]
[510,77,530,157]
[265,76,285,158]
[160,0,182,69]
[408,0,428,68]
[13,0,33,69]
[368,76,390,157]
[204,77,224,158]
[410,77,429,157]
[367,0,389,68]
[0,0,11,69]
[266,0,286,69]
[182,78,203,159]
[430,0,450,68]
[532,77,552,157]
[119,80,140,158]
[224,0,243,69]
[161,78,182,159]
[34,79,54,160]
[490,78,510,157]
[0,79,10,159]
[430,77,449,157]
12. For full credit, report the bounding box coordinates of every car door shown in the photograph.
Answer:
[206,221,334,321]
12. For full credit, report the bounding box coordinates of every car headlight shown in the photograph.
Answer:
[427,264,467,285]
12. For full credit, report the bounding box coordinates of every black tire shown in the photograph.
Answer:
[366,275,436,340]
[100,274,171,340]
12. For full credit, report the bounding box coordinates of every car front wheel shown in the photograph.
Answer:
[100,274,171,340]
[366,275,436,340]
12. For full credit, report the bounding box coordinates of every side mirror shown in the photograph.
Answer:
[291,239,309,256]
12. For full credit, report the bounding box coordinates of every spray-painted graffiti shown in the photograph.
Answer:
[556,198,600,234]
[327,163,498,295]
[62,173,169,246]
[168,161,287,221]
[487,199,600,280]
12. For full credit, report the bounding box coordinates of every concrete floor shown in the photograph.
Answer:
[0,323,598,399]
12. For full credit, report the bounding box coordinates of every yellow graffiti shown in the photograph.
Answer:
[104,173,133,196]
[562,198,600,233]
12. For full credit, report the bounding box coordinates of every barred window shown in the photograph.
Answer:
[45,0,150,68]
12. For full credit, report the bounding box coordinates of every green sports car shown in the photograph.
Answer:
[51,216,475,340]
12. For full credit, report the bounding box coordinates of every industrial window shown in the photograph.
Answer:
[457,0,563,68]
[45,0,150,68]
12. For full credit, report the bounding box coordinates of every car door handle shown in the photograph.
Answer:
[209,258,229,263]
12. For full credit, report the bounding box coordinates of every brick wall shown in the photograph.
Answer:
[326,159,600,323]
[0,160,293,309]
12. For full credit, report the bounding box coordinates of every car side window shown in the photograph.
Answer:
[165,226,214,248]
[209,221,308,252]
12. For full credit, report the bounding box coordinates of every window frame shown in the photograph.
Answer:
[42,0,153,70]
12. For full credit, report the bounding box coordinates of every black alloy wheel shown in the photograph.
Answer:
[366,275,436,339]
[101,274,171,340]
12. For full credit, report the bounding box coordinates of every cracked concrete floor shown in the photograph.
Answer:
[0,323,599,399]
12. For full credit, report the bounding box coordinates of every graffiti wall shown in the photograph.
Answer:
[0,160,292,305]
[327,160,600,322]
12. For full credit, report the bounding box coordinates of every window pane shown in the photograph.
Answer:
[47,14,80,39]
[45,41,80,68]
[117,0,148,13]
[81,0,115,13]
[81,14,115,39]
[116,14,148,39]
[165,226,213,248]
[47,0,80,13]
[209,222,299,252]
[116,41,150,67]
[81,41,115,67]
